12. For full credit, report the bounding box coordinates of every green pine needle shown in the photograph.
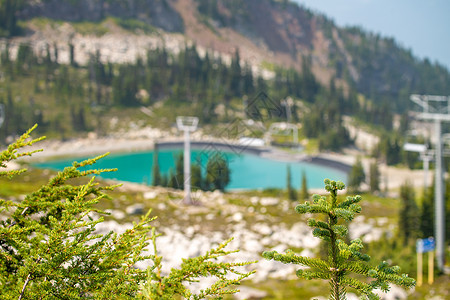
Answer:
[265,179,416,300]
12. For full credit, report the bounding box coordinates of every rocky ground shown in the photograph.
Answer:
[4,129,447,299]
[91,183,410,299]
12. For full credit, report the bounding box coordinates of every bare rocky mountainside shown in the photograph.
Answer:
[8,0,450,111]
[19,0,184,32]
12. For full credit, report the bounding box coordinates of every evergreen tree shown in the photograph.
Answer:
[419,184,434,238]
[286,165,297,201]
[398,181,420,245]
[191,162,203,190]
[0,127,152,299]
[229,48,242,96]
[300,170,309,201]
[348,157,365,192]
[15,43,35,73]
[0,0,23,37]
[151,148,162,186]
[175,152,184,190]
[69,41,76,67]
[160,173,169,188]
[70,105,87,132]
[205,153,231,192]
[167,168,177,189]
[0,126,254,299]
[263,179,415,300]
[369,160,380,193]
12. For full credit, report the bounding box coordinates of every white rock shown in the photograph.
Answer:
[346,293,360,300]
[374,284,408,300]
[232,212,244,222]
[252,223,272,236]
[260,197,279,206]
[126,203,144,215]
[233,286,267,299]
[349,222,373,240]
[243,238,264,253]
[143,191,157,199]
[377,217,389,226]
[205,213,215,220]
[157,202,167,210]
[185,226,196,237]
[250,196,259,205]
[94,220,132,235]
[105,209,125,220]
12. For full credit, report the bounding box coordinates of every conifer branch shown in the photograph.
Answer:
[0,124,44,178]
[141,238,256,299]
[264,179,415,299]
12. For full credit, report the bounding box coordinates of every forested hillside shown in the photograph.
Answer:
[0,0,449,156]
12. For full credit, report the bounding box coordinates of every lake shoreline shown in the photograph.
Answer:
[10,132,430,194]
[25,137,353,176]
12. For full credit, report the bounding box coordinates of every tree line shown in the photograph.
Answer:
[151,150,231,192]
[0,39,439,155]
[0,40,382,150]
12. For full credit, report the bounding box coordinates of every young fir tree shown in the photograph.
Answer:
[263,179,415,300]
[0,126,254,299]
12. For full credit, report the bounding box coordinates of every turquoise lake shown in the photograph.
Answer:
[33,149,347,190]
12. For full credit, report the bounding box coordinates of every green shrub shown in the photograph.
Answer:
[263,179,415,300]
[0,126,253,299]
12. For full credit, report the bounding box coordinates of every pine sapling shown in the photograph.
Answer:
[263,179,415,300]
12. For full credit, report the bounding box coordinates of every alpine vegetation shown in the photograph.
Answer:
[0,126,254,299]
[263,179,415,300]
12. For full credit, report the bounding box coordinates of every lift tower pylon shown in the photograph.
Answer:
[176,116,199,205]
[410,94,450,272]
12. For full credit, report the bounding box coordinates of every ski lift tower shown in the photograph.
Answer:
[411,94,450,271]
[176,116,199,205]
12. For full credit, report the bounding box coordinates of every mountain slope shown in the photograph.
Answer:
[6,0,448,112]
[18,0,184,32]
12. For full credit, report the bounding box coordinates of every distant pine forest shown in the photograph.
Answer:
[1,41,402,151]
